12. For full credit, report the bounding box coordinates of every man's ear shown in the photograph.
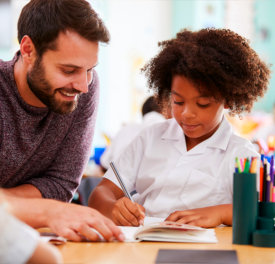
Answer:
[19,35,37,65]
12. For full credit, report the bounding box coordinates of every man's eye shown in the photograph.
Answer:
[63,70,75,75]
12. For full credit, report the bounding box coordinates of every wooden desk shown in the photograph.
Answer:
[56,227,275,264]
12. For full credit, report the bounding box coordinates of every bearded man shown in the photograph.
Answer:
[0,0,108,202]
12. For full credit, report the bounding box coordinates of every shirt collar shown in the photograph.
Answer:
[161,116,232,152]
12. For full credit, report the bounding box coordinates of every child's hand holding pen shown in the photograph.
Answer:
[111,197,145,226]
[110,161,145,226]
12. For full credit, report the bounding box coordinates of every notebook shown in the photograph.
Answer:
[119,218,217,243]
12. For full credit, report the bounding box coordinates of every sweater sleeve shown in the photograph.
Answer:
[26,71,100,202]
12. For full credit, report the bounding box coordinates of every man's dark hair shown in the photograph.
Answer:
[142,28,271,115]
[142,96,161,116]
[17,0,110,56]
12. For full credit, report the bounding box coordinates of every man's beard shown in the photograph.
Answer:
[27,57,80,114]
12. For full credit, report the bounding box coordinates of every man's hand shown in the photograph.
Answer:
[111,197,145,226]
[5,194,125,242]
[45,200,125,242]
[165,204,232,228]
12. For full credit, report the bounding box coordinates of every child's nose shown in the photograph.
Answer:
[182,105,196,118]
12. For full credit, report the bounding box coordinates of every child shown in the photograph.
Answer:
[88,28,270,228]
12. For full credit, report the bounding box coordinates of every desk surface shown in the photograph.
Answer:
[56,227,275,264]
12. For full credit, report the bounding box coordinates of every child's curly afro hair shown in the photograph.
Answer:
[142,28,271,115]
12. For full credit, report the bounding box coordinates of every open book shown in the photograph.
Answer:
[119,217,217,243]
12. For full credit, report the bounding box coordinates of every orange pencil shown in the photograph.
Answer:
[269,182,273,202]
[249,157,257,173]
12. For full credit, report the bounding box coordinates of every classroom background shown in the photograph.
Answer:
[1,0,275,161]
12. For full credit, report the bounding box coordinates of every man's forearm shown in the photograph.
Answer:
[5,196,49,228]
[3,184,42,198]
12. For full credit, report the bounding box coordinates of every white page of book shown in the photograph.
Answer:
[119,216,165,242]
[118,216,217,243]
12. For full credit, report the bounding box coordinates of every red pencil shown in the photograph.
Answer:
[259,160,263,202]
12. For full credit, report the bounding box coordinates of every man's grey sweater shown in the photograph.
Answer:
[0,52,99,201]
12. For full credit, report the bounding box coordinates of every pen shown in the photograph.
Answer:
[110,161,133,202]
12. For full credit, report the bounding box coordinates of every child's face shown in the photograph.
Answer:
[171,75,224,150]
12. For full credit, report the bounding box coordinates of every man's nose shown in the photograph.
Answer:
[72,72,89,93]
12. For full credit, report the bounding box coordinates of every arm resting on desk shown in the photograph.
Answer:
[2,184,42,198]
[165,204,232,228]
[5,195,124,242]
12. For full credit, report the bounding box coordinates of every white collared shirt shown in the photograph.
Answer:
[104,117,259,218]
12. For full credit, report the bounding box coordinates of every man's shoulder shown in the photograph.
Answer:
[0,59,8,75]
[0,57,14,84]
[87,70,99,95]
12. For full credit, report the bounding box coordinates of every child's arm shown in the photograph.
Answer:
[88,178,145,226]
[165,204,232,228]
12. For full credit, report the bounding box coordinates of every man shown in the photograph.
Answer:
[1,0,106,201]
[0,0,124,242]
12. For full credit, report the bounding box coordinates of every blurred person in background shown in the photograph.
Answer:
[100,96,169,172]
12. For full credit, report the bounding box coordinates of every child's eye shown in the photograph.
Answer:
[173,101,184,106]
[197,103,210,108]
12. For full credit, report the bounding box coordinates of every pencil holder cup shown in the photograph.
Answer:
[257,217,274,231]
[252,230,275,247]
[233,172,257,245]
[258,201,275,219]
[253,202,275,247]
[256,202,275,231]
